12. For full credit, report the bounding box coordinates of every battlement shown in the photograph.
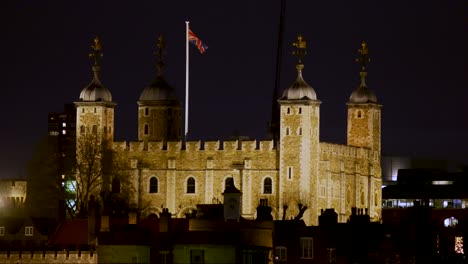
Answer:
[320,142,371,159]
[0,251,97,263]
[114,139,276,153]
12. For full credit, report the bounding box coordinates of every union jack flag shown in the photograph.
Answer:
[188,28,208,54]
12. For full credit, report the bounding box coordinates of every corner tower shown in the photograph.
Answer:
[75,37,116,145]
[138,35,182,142]
[278,36,321,225]
[347,41,382,157]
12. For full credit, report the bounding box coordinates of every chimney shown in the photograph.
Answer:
[318,208,338,227]
[222,178,242,221]
[256,199,273,221]
[159,208,171,232]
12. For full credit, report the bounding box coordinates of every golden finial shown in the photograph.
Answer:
[155,35,166,76]
[356,41,370,72]
[292,34,307,64]
[89,36,103,66]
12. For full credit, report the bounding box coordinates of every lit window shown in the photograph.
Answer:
[25,226,34,236]
[62,122,66,127]
[149,177,158,193]
[432,181,454,185]
[300,237,313,259]
[275,246,287,261]
[190,249,204,264]
[187,177,196,194]
[62,130,66,135]
[263,178,272,194]
[444,217,459,228]
[0,227,4,236]
[455,237,464,254]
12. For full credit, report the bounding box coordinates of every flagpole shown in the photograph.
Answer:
[185,21,190,140]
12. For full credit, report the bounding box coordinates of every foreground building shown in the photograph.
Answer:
[74,36,382,225]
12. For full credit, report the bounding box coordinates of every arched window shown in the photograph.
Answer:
[149,177,158,193]
[187,177,196,193]
[443,217,459,228]
[112,177,120,193]
[144,124,149,135]
[92,125,97,134]
[80,125,85,134]
[264,177,272,194]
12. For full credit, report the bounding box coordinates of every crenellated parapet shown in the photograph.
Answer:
[115,139,276,154]
[320,142,375,161]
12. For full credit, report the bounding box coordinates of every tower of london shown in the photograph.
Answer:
[74,36,382,226]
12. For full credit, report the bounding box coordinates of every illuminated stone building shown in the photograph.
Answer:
[75,37,382,226]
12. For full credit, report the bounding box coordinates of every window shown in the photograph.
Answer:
[286,127,289,135]
[149,177,158,193]
[288,167,293,180]
[275,246,287,261]
[300,237,313,259]
[144,124,149,135]
[327,248,336,263]
[190,250,204,264]
[131,256,138,263]
[112,177,120,193]
[62,122,66,127]
[444,217,459,228]
[62,129,66,135]
[25,226,34,236]
[298,127,302,135]
[298,107,302,114]
[160,251,169,264]
[357,110,362,118]
[0,227,4,236]
[287,107,290,114]
[94,107,96,113]
[92,125,97,134]
[145,108,149,116]
[455,237,464,254]
[81,108,85,113]
[80,125,85,134]
[263,178,272,194]
[187,177,196,193]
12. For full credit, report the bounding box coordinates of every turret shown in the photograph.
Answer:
[347,41,382,156]
[138,35,182,142]
[278,35,321,225]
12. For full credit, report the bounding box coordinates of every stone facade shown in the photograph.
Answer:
[75,56,382,226]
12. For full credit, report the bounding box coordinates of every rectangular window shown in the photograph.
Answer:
[190,250,204,264]
[455,237,464,254]
[131,256,138,263]
[25,226,33,236]
[62,122,66,127]
[327,248,336,263]
[275,247,287,261]
[0,227,5,236]
[300,237,313,259]
[288,167,293,180]
[160,251,169,264]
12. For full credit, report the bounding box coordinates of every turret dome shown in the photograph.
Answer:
[79,66,112,102]
[139,76,177,101]
[281,64,317,100]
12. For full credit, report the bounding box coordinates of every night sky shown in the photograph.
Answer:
[2,1,467,178]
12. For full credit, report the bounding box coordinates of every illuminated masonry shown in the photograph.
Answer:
[75,38,381,226]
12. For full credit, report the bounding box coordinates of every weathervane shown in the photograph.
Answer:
[292,34,307,64]
[356,41,370,72]
[155,34,166,76]
[89,36,103,66]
